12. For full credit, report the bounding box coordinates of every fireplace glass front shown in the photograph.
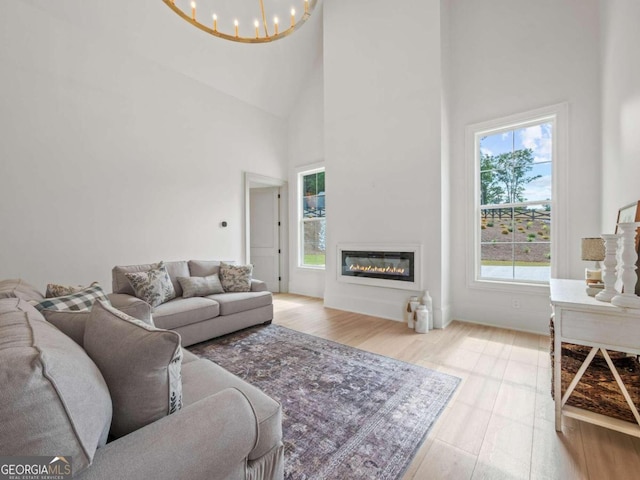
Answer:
[341,250,415,283]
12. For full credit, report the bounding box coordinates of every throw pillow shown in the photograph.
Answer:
[45,281,98,298]
[177,274,225,298]
[33,283,110,312]
[43,302,154,347]
[219,262,253,292]
[0,298,112,475]
[83,300,183,439]
[124,261,176,307]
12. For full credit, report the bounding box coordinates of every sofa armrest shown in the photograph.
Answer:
[106,293,153,324]
[251,279,269,292]
[78,388,258,480]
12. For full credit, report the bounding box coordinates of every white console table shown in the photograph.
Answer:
[550,278,640,437]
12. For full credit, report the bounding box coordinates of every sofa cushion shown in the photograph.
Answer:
[220,262,253,292]
[125,262,176,307]
[178,274,225,298]
[112,261,189,297]
[33,283,110,312]
[181,348,200,364]
[0,298,112,475]
[0,278,44,302]
[152,297,220,330]
[188,259,223,277]
[84,301,183,439]
[206,291,272,316]
[181,357,282,461]
[42,310,90,346]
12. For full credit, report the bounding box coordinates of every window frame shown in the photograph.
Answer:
[297,164,326,270]
[465,103,568,292]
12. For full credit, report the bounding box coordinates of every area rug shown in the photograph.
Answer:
[189,325,460,480]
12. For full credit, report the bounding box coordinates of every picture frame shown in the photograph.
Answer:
[616,201,640,227]
[615,201,640,295]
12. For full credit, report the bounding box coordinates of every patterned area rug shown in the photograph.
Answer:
[189,325,460,480]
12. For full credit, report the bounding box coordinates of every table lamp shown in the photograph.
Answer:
[581,237,605,290]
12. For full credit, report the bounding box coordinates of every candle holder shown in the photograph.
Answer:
[595,234,621,302]
[611,222,640,309]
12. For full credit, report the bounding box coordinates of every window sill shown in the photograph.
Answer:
[469,278,550,296]
[298,265,326,271]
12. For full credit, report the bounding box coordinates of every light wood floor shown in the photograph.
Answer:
[272,293,640,480]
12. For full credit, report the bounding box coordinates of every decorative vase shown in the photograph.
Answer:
[415,305,429,334]
[407,296,419,329]
[595,234,621,302]
[421,290,433,330]
[611,222,640,309]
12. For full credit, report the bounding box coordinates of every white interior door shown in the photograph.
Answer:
[250,187,280,292]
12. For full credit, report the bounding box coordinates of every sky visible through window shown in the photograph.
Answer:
[480,123,552,205]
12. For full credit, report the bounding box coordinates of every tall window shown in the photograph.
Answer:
[475,113,557,284]
[299,167,325,268]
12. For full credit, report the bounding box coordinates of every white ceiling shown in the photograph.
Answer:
[24,0,324,118]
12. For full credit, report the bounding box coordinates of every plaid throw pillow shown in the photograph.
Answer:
[34,283,110,312]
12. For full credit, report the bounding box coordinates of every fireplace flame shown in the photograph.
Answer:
[348,264,406,275]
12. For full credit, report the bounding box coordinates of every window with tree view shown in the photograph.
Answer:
[300,168,325,268]
[478,119,553,283]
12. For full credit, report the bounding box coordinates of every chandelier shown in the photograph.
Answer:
[162,0,319,44]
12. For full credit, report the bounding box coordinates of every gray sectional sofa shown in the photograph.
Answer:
[112,260,273,346]
[0,278,283,479]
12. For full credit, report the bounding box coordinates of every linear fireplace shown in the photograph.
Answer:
[337,244,422,291]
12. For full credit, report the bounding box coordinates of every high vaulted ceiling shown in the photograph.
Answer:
[23,0,323,118]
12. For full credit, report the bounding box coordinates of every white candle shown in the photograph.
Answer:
[234,19,239,37]
[274,16,279,35]
[190,1,196,20]
[213,14,217,31]
[254,20,259,38]
[290,8,296,27]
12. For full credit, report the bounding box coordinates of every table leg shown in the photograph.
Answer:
[553,314,562,432]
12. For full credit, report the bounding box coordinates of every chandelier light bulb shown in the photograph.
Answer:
[212,13,217,31]
[234,19,239,37]
[190,1,196,20]
[290,8,296,27]
[254,19,260,38]
[274,16,279,35]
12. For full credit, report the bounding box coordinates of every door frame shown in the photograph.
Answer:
[244,172,288,293]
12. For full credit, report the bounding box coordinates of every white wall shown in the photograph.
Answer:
[0,1,287,291]
[448,0,602,333]
[287,57,326,298]
[323,0,446,324]
[601,0,640,228]
[440,0,453,324]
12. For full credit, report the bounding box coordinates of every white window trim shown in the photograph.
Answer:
[465,103,569,293]
[296,163,325,270]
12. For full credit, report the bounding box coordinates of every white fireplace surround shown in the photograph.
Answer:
[337,243,423,291]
